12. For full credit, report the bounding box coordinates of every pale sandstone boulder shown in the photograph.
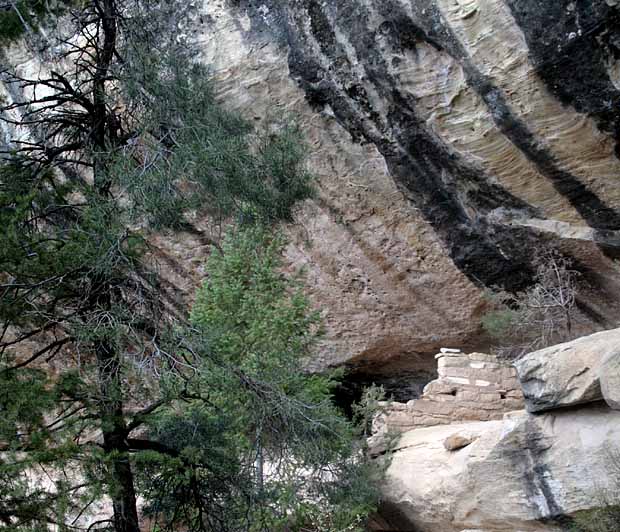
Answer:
[600,349,620,410]
[514,329,620,412]
[376,405,620,532]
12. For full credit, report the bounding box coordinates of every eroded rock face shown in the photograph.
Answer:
[376,405,620,532]
[239,3,620,257]
[3,0,620,374]
[193,0,620,370]
[197,3,486,370]
[514,328,620,412]
[601,348,620,410]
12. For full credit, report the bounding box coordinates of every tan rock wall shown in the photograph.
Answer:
[3,0,620,376]
[192,0,620,371]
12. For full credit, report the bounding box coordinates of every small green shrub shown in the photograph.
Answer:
[571,505,620,532]
[569,449,620,531]
[481,305,519,340]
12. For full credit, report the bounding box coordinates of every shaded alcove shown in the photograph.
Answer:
[333,351,438,417]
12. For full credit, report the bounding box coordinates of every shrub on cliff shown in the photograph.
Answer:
[481,249,580,357]
[571,505,620,532]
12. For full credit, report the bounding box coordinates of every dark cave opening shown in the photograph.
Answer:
[332,351,438,418]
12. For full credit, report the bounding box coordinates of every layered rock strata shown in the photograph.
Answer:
[6,0,620,373]
[160,0,620,370]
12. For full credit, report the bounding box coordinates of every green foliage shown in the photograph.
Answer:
[112,59,314,229]
[0,368,54,445]
[0,0,74,43]
[0,163,75,327]
[352,384,389,438]
[135,227,380,531]
[571,505,620,532]
[481,296,520,340]
[0,364,89,529]
[191,226,318,370]
[0,160,144,355]
[0,6,26,42]
[0,0,319,529]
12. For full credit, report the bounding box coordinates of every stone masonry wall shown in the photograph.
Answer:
[374,350,524,434]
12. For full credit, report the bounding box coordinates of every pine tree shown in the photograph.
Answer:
[0,0,313,529]
[0,1,378,530]
[136,227,379,531]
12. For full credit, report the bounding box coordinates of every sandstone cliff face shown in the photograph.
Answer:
[193,0,620,376]
[4,1,620,385]
[3,2,620,530]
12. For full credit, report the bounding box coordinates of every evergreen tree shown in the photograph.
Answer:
[0,1,378,530]
[133,227,378,531]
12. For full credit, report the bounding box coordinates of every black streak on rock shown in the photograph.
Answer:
[238,0,620,290]
[507,0,620,156]
[286,1,541,290]
[402,1,620,231]
[522,418,564,521]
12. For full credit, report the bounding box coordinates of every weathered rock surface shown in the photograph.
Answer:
[373,350,523,434]
[375,405,620,532]
[600,347,620,410]
[199,0,620,372]
[3,3,620,531]
[5,0,620,375]
[514,328,620,412]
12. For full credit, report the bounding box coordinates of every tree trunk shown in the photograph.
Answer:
[87,3,139,524]
[101,413,140,532]
[97,341,141,532]
[91,0,117,193]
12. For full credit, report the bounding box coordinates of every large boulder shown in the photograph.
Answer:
[375,405,620,532]
[514,329,620,412]
[600,348,620,410]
